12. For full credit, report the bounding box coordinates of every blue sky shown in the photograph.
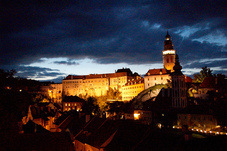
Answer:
[1,0,226,82]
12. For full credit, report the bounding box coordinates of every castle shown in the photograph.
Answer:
[42,32,187,107]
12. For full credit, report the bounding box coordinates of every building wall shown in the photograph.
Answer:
[177,114,217,131]
[122,81,144,101]
[172,75,187,108]
[134,110,152,125]
[63,102,83,112]
[40,83,63,104]
[49,83,62,103]
[62,73,135,100]
[193,88,215,99]
[163,53,175,72]
[144,74,171,89]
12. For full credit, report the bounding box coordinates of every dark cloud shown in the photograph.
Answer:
[13,66,66,79]
[40,76,65,83]
[53,60,79,65]
[1,0,226,78]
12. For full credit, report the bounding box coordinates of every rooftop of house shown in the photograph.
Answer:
[62,96,85,103]
[123,78,144,86]
[145,68,169,76]
[185,76,193,83]
[63,69,135,80]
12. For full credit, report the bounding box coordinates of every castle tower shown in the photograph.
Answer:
[171,55,187,108]
[163,31,176,72]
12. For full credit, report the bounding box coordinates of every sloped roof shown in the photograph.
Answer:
[185,76,192,83]
[23,120,49,133]
[145,68,169,76]
[64,72,130,80]
[104,121,151,150]
[63,96,85,103]
[123,78,144,86]
[75,117,107,143]
[75,119,150,150]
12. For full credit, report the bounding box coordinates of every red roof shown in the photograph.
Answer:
[185,76,192,83]
[124,78,144,86]
[64,72,129,80]
[145,68,169,76]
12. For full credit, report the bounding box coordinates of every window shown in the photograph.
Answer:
[65,103,67,106]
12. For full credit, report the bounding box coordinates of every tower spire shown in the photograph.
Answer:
[162,31,176,72]
[173,54,183,75]
[164,31,173,50]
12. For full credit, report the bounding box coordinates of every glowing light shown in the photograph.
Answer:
[134,113,140,120]
[191,128,194,131]
[158,123,162,129]
[19,89,22,92]
[217,132,219,134]
[200,130,203,132]
[163,50,175,55]
[173,126,176,129]
[196,129,199,131]
[204,131,207,133]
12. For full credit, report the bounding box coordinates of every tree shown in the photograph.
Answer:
[106,87,122,101]
[82,97,99,115]
[193,66,213,83]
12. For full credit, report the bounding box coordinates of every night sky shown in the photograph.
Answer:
[1,0,226,82]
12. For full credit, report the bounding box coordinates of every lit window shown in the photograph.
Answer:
[65,103,67,106]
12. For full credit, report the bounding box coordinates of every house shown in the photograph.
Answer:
[63,96,85,112]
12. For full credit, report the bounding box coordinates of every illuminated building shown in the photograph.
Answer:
[49,83,62,103]
[144,69,170,89]
[122,77,144,101]
[177,113,218,132]
[40,83,62,104]
[62,96,85,112]
[62,68,139,99]
[171,55,187,108]
[193,77,216,99]
[163,31,176,72]
[134,110,152,124]
[144,32,175,90]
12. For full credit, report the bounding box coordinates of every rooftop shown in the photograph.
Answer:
[145,68,169,76]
